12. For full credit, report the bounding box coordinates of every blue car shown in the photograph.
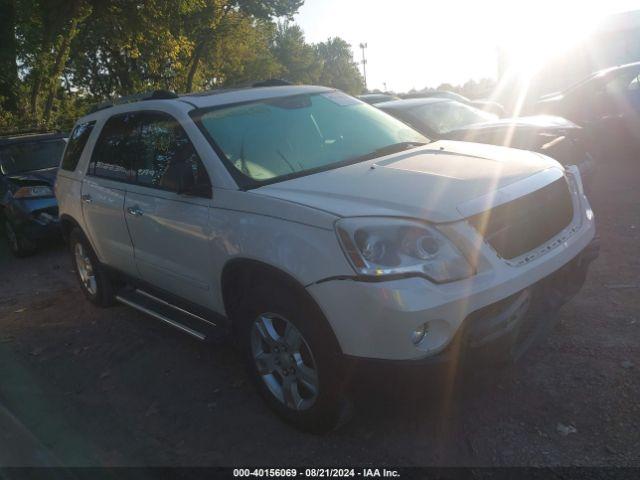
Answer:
[0,132,67,256]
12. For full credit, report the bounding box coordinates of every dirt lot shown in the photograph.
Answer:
[0,157,638,467]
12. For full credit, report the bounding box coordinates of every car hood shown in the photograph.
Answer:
[254,140,563,223]
[447,115,578,134]
[6,167,58,186]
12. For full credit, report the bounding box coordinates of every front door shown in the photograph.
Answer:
[122,111,215,308]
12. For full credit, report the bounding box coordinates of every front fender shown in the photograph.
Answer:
[208,189,354,310]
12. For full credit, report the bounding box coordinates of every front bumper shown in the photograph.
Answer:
[307,184,596,362]
[5,197,61,242]
[342,239,599,382]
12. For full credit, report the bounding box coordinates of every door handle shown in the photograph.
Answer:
[127,206,143,217]
[81,194,92,204]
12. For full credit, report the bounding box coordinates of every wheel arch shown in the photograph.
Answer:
[59,213,85,242]
[220,258,343,353]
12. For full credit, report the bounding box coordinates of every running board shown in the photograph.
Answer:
[115,289,224,342]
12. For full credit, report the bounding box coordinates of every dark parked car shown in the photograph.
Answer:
[405,90,505,117]
[0,132,67,256]
[535,61,640,159]
[358,93,400,105]
[378,97,594,184]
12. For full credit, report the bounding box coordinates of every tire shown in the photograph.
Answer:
[69,228,114,307]
[5,219,36,258]
[236,281,351,433]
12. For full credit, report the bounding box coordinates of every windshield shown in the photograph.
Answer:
[0,138,66,175]
[401,101,498,135]
[193,91,428,186]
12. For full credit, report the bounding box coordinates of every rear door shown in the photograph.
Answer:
[81,114,138,275]
[123,111,214,307]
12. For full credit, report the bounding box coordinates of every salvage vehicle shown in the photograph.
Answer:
[0,132,67,256]
[406,90,505,117]
[377,97,595,185]
[56,86,598,432]
[534,61,640,159]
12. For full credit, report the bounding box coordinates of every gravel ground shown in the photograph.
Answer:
[0,155,638,467]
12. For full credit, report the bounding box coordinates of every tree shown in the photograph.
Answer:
[182,0,303,92]
[271,21,320,84]
[16,0,92,122]
[2,1,367,132]
[201,18,282,87]
[315,37,364,95]
[0,0,19,113]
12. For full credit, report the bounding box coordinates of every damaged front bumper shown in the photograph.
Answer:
[465,236,600,364]
[5,197,61,242]
[343,237,600,378]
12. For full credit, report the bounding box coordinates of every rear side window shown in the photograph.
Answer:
[89,114,139,181]
[135,112,211,193]
[61,121,95,171]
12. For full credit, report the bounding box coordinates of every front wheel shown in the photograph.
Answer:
[238,283,350,433]
[69,228,114,307]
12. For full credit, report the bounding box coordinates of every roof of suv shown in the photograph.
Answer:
[79,85,335,124]
[180,84,333,109]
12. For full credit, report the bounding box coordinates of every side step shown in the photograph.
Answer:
[115,289,225,342]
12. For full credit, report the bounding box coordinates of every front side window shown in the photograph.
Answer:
[135,112,210,194]
[193,91,428,186]
[0,138,67,175]
[403,101,498,135]
[90,114,139,181]
[61,121,95,171]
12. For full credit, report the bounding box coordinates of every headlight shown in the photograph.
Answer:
[13,186,54,199]
[336,217,474,283]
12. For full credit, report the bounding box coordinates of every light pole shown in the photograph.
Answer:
[359,42,368,91]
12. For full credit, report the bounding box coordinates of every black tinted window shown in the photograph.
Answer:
[0,139,66,175]
[90,114,139,181]
[61,121,95,171]
[135,112,210,193]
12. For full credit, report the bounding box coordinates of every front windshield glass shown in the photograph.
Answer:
[405,101,498,135]
[0,138,66,175]
[194,91,428,185]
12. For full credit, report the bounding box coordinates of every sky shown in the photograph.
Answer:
[295,0,640,92]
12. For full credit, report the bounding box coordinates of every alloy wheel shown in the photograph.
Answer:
[74,242,97,295]
[250,313,320,411]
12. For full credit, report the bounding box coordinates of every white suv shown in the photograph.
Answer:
[55,85,598,431]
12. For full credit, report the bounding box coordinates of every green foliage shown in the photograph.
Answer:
[0,0,366,134]
[315,37,364,95]
[272,21,321,84]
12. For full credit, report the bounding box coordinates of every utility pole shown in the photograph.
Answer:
[359,42,368,91]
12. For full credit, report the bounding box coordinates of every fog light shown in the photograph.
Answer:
[411,323,429,345]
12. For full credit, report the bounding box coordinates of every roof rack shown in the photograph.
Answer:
[88,90,179,113]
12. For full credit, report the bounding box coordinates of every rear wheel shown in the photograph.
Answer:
[5,220,36,257]
[69,228,114,307]
[237,282,350,433]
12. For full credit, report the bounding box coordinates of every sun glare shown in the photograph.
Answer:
[498,5,600,78]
